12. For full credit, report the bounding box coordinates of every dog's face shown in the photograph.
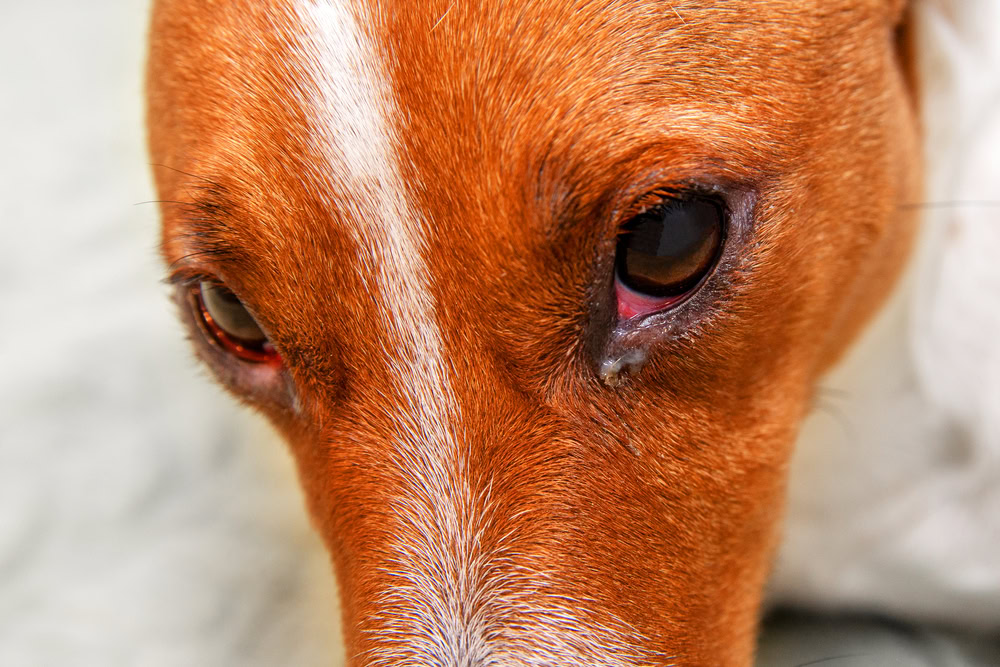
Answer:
[148,0,920,663]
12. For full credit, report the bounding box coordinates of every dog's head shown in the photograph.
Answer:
[148,0,920,663]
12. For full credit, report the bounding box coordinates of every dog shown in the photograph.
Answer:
[147,0,921,663]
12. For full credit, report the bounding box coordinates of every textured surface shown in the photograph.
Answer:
[0,1,996,665]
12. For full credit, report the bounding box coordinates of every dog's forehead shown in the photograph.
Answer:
[154,0,888,259]
[174,1,888,191]
[151,0,897,346]
[152,0,891,207]
[290,0,833,194]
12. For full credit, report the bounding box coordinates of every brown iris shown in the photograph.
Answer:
[193,281,278,363]
[615,196,725,298]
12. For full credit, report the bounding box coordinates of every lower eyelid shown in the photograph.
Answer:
[615,272,687,319]
[177,287,296,408]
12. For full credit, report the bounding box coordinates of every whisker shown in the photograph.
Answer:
[810,386,858,442]
[148,162,216,185]
[133,200,191,207]
[667,1,687,24]
[430,1,455,31]
[898,200,1000,211]
[794,654,862,667]
[164,249,232,276]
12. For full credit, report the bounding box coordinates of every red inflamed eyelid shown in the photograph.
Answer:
[615,279,687,319]
[193,283,282,365]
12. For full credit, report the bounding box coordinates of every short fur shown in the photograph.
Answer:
[148,1,921,664]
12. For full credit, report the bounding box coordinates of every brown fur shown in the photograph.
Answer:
[147,1,921,664]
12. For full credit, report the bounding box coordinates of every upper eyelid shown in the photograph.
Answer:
[163,226,255,292]
[161,176,250,274]
[164,264,220,289]
[164,268,202,286]
[617,185,698,220]
[617,188,729,231]
[165,229,246,271]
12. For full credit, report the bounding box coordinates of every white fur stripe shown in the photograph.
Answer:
[290,4,657,663]
[291,1,485,662]
[292,1,456,462]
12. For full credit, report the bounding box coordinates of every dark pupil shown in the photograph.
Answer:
[615,197,724,297]
[200,282,266,342]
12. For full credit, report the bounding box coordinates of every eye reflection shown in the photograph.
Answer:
[615,196,725,301]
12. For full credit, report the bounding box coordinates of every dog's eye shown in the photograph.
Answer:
[614,196,725,318]
[192,281,279,363]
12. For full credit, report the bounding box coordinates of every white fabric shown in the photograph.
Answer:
[0,1,996,665]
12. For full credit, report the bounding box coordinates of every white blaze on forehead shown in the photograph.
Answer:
[291,1,455,451]
[291,0,488,662]
[290,3,654,663]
